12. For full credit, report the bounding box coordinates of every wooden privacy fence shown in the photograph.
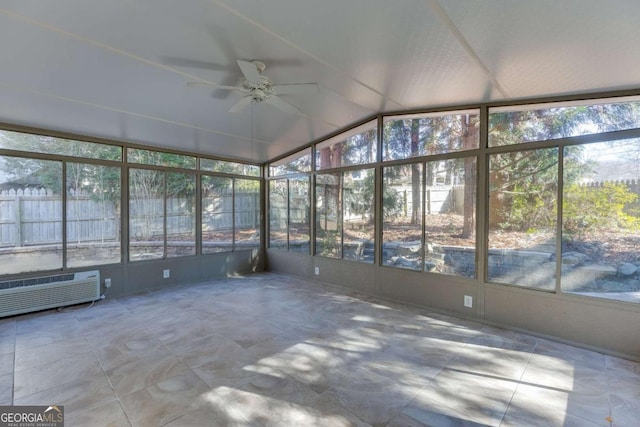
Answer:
[200,192,260,233]
[0,188,117,247]
[269,194,309,229]
[391,185,466,217]
[0,188,259,247]
[270,187,466,228]
[580,179,640,195]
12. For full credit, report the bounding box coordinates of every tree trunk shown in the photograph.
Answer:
[410,119,421,224]
[332,144,342,168]
[319,147,331,170]
[367,130,376,163]
[462,115,477,238]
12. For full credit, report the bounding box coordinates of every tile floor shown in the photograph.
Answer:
[0,272,639,426]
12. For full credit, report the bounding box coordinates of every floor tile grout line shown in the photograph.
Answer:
[198,302,387,425]
[317,385,375,426]
[13,338,95,374]
[6,273,639,426]
[91,342,141,427]
[604,355,613,427]
[497,337,541,426]
[11,348,106,405]
[11,319,16,405]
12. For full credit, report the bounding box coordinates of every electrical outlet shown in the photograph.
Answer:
[314,267,320,275]
[163,269,170,279]
[464,295,473,308]
[104,278,111,288]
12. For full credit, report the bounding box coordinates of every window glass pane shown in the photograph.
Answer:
[200,158,260,177]
[315,121,377,170]
[235,179,261,249]
[489,97,640,147]
[166,172,195,257]
[0,156,62,274]
[382,163,423,270]
[424,158,476,277]
[561,139,640,303]
[66,163,121,267]
[315,173,342,258]
[202,176,233,254]
[127,148,196,169]
[289,177,310,253]
[269,180,288,249]
[488,148,558,289]
[383,111,479,161]
[343,168,375,263]
[129,169,164,261]
[0,130,122,161]
[269,150,312,176]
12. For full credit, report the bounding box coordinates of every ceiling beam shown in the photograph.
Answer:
[426,0,510,99]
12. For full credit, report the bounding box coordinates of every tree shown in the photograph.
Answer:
[272,153,311,175]
[462,115,477,238]
[489,148,559,231]
[410,119,421,224]
[317,128,376,170]
[129,168,164,241]
[490,102,640,146]
[0,130,121,200]
[383,114,480,232]
[487,101,640,231]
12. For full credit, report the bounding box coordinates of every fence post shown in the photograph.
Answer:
[254,192,259,229]
[450,187,456,214]
[13,190,22,247]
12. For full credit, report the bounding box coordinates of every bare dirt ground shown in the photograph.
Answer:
[562,230,640,264]
[377,213,639,266]
[271,213,639,266]
[382,213,474,246]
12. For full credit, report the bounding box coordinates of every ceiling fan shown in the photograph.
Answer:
[188,59,317,114]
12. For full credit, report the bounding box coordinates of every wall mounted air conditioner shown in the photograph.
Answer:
[0,270,100,317]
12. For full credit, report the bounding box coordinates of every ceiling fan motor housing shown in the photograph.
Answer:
[221,59,315,113]
[243,75,274,103]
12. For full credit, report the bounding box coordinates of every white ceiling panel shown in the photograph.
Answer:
[440,0,640,98]
[0,0,639,163]
[213,0,499,108]
[0,84,272,161]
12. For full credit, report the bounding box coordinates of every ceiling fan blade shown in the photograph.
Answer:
[212,75,242,99]
[187,81,214,87]
[229,96,253,113]
[160,56,227,72]
[237,59,261,83]
[272,83,318,95]
[186,82,240,91]
[264,96,301,115]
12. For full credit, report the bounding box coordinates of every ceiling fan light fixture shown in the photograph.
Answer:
[189,58,316,114]
[251,89,268,103]
[251,60,266,74]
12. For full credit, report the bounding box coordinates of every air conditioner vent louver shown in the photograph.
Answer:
[0,271,100,317]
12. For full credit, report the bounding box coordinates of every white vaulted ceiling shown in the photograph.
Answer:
[1,0,640,163]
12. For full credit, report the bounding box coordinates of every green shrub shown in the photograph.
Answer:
[563,182,638,234]
[497,182,557,231]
